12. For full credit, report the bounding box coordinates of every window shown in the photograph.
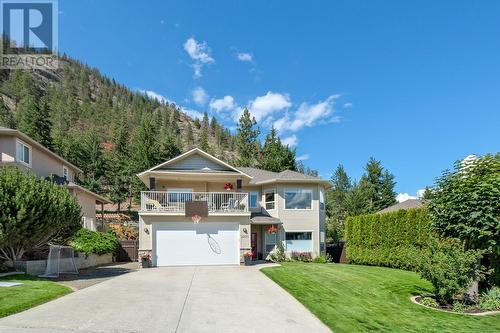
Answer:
[284,189,312,210]
[63,166,69,181]
[265,231,277,253]
[249,191,259,209]
[285,232,313,252]
[265,190,275,210]
[319,188,325,210]
[16,140,31,166]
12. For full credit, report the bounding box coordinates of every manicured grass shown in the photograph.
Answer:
[261,263,500,333]
[0,274,72,318]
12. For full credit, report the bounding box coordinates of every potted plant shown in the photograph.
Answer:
[266,225,278,234]
[140,253,151,268]
[243,252,253,266]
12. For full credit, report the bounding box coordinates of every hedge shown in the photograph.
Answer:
[70,228,119,256]
[344,208,434,271]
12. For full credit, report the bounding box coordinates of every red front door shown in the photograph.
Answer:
[251,232,258,259]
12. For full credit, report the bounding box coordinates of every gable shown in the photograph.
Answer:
[157,152,235,172]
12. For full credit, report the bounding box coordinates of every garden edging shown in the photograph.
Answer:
[410,296,500,316]
[14,253,113,275]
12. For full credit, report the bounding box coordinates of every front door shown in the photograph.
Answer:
[251,232,258,259]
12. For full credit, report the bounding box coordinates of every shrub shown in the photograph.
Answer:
[268,242,287,262]
[418,239,483,304]
[344,208,433,271]
[70,228,119,256]
[420,297,438,308]
[312,255,329,263]
[427,154,500,288]
[291,251,312,262]
[0,167,82,264]
[479,287,500,311]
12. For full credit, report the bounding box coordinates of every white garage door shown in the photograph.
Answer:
[154,222,240,266]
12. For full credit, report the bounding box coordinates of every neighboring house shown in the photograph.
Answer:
[137,148,330,266]
[0,127,111,230]
[378,198,423,214]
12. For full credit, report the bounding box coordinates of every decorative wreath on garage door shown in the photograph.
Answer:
[191,214,202,224]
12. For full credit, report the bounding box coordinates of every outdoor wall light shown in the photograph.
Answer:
[243,228,248,234]
[144,228,149,234]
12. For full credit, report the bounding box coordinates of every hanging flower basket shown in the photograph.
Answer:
[224,183,234,191]
[267,225,278,234]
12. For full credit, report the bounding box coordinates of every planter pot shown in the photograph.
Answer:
[244,256,252,266]
[141,260,150,268]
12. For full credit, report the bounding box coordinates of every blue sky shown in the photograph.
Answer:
[58,0,500,199]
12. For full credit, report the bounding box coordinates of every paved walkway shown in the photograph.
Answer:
[0,265,331,333]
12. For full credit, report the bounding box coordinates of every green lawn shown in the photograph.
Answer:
[0,274,72,318]
[261,263,500,333]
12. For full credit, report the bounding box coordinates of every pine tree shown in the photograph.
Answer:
[358,157,397,212]
[379,170,397,209]
[185,122,194,146]
[0,99,15,128]
[326,164,352,222]
[78,129,107,194]
[234,108,260,167]
[15,94,52,148]
[259,127,296,172]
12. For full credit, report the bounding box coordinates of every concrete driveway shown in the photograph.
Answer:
[0,265,331,333]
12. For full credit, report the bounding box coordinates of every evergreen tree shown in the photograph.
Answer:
[380,170,397,209]
[199,129,212,154]
[358,157,396,212]
[185,122,194,146]
[234,108,260,167]
[0,99,15,128]
[15,94,52,148]
[259,127,296,172]
[78,129,107,194]
[326,164,352,222]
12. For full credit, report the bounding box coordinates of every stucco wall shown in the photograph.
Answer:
[70,189,97,230]
[0,134,77,181]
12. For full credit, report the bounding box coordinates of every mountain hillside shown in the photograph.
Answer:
[0,52,237,207]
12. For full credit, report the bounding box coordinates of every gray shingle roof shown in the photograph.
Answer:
[378,199,424,214]
[237,167,329,186]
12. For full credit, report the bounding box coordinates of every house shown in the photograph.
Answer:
[137,148,330,266]
[378,198,423,214]
[0,127,111,230]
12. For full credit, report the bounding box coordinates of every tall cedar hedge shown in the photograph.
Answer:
[345,208,433,271]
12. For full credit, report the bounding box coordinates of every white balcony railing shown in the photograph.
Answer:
[140,191,249,214]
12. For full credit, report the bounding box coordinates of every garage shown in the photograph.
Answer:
[153,222,240,266]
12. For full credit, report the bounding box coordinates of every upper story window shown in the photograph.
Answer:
[249,191,259,209]
[319,188,325,211]
[63,166,69,181]
[16,139,31,167]
[265,190,275,210]
[284,188,313,210]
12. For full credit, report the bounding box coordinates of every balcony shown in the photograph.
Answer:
[140,191,249,215]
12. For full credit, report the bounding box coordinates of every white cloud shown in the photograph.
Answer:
[248,91,291,122]
[237,52,253,62]
[191,86,208,106]
[396,193,417,203]
[181,107,204,120]
[416,189,426,198]
[296,154,310,161]
[282,135,298,147]
[139,90,170,105]
[183,37,214,78]
[210,96,235,112]
[274,94,341,132]
[343,102,352,108]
